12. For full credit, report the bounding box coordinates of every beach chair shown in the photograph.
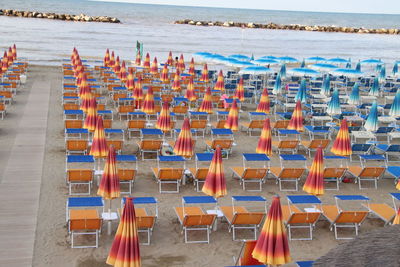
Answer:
[127,119,146,138]
[65,119,83,129]
[321,205,369,239]
[172,105,188,118]
[68,209,102,248]
[363,203,396,225]
[136,140,163,160]
[220,204,266,241]
[106,140,123,154]
[66,140,88,155]
[231,167,268,191]
[63,103,80,110]
[272,120,289,135]
[118,169,136,194]
[174,206,216,243]
[241,120,264,136]
[350,144,372,161]
[0,91,13,104]
[190,119,207,137]
[117,105,135,120]
[152,168,184,193]
[300,139,330,157]
[375,144,400,162]
[281,205,321,240]
[271,140,299,154]
[269,167,306,191]
[66,169,94,195]
[205,139,234,158]
[189,168,209,192]
[211,120,227,129]
[347,166,386,189]
[323,167,347,190]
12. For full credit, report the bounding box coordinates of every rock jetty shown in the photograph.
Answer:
[175,19,400,35]
[0,9,121,23]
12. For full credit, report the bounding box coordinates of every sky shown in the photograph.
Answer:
[93,0,400,14]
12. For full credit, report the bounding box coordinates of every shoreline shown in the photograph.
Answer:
[174,19,400,35]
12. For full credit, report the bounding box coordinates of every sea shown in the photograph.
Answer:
[1,0,400,66]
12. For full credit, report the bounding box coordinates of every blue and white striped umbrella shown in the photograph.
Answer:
[331,68,363,78]
[272,74,282,95]
[348,82,360,105]
[355,62,361,72]
[369,77,380,96]
[379,66,386,82]
[300,59,306,68]
[327,89,341,115]
[310,63,337,71]
[306,56,326,62]
[321,74,331,96]
[239,66,273,75]
[229,54,251,61]
[253,58,280,65]
[227,59,255,68]
[259,56,277,60]
[279,64,287,78]
[326,57,349,64]
[393,62,398,76]
[364,101,379,131]
[289,68,320,76]
[295,79,308,103]
[360,59,383,65]
[389,89,400,117]
[278,56,299,63]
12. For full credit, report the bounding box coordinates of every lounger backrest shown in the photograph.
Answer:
[64,92,78,97]
[352,144,371,152]
[231,212,265,225]
[113,93,127,101]
[212,139,233,149]
[359,167,386,178]
[3,82,17,88]
[387,145,400,152]
[106,140,123,151]
[324,168,347,178]
[118,169,136,181]
[67,140,88,151]
[243,168,268,179]
[215,120,226,128]
[335,211,369,224]
[273,120,289,129]
[190,120,207,129]
[279,140,299,149]
[161,94,174,103]
[136,216,156,229]
[65,120,83,129]
[183,214,216,227]
[103,119,112,129]
[172,106,188,114]
[288,212,320,224]
[67,169,94,182]
[64,103,79,110]
[280,168,305,179]
[97,104,106,111]
[158,168,184,180]
[70,218,102,231]
[128,120,146,129]
[195,168,209,180]
[118,105,135,113]
[248,120,265,128]
[309,139,330,149]
[140,140,163,150]
[0,91,12,98]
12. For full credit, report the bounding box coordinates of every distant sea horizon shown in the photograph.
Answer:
[1,0,400,66]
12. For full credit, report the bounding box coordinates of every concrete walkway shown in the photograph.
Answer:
[0,79,50,266]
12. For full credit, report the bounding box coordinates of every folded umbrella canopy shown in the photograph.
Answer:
[202,146,227,198]
[141,86,155,114]
[160,64,169,83]
[331,119,352,156]
[188,58,195,75]
[327,89,341,115]
[233,78,245,102]
[287,100,304,132]
[198,87,213,113]
[119,61,127,83]
[348,82,360,105]
[12,44,17,61]
[171,70,181,91]
[83,96,98,131]
[200,64,209,83]
[303,147,324,196]
[135,50,141,66]
[90,115,108,158]
[133,77,144,109]
[252,195,291,265]
[393,62,398,76]
[167,51,173,66]
[177,54,185,72]
[185,76,197,101]
[256,118,272,156]
[272,74,282,95]
[126,68,135,91]
[114,56,121,76]
[143,53,150,68]
[389,89,400,117]
[364,101,379,132]
[104,48,110,67]
[174,118,194,158]
[256,88,270,113]
[150,57,158,75]
[156,101,172,132]
[224,99,239,131]
[279,64,286,78]
[369,77,380,96]
[294,79,308,103]
[321,74,331,96]
[98,145,120,199]
[214,70,225,91]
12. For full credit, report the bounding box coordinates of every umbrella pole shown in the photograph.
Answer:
[107,199,112,235]
[234,241,246,266]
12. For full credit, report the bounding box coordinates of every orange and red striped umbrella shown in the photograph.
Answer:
[150,57,158,75]
[83,97,98,131]
[126,68,135,91]
[303,146,324,195]
[185,76,197,101]
[331,119,352,156]
[90,115,108,158]
[233,78,245,102]
[174,118,194,158]
[80,91,93,113]
[141,87,155,114]
[214,70,225,91]
[114,56,121,76]
[256,88,271,113]
[393,208,400,224]
[104,48,110,67]
[167,51,173,66]
[156,101,172,132]
[256,118,272,156]
[177,54,185,72]
[202,146,227,198]
[200,64,209,83]
[97,145,120,199]
[160,64,169,83]
[252,195,291,265]
[188,58,195,75]
[171,71,181,91]
[12,44,17,61]
[106,197,141,267]
[198,87,213,113]
[133,76,144,109]
[287,100,304,132]
[143,53,150,68]
[135,51,141,66]
[1,52,8,73]
[109,51,115,67]
[224,99,239,131]
[119,61,127,83]
[7,47,13,66]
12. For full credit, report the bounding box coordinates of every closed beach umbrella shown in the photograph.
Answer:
[295,79,307,103]
[345,62,351,69]
[98,145,120,199]
[80,91,93,113]
[133,77,144,108]
[114,56,121,76]
[272,74,282,95]
[198,87,213,113]
[252,196,291,265]
[141,87,155,114]
[375,64,382,73]
[90,116,108,158]
[110,51,115,67]
[389,89,400,117]
[174,118,194,158]
[202,146,227,198]
[364,101,379,132]
[393,62,398,76]
[7,47,13,66]
[83,96,98,131]
[185,76,197,101]
[279,64,286,78]
[156,101,172,132]
[327,89,341,115]
[256,88,270,113]
[126,68,135,91]
[379,65,386,82]
[214,70,225,91]
[303,147,324,196]
[160,64,169,83]
[256,118,272,156]
[78,74,91,99]
[233,78,245,102]
[287,100,304,132]
[321,74,331,96]
[171,71,181,91]
[167,51,173,66]
[150,57,158,75]
[119,61,127,83]
[188,58,195,75]
[369,77,380,96]
[355,62,361,72]
[331,119,352,156]
[200,64,209,82]
[300,59,305,68]
[104,48,110,67]
[348,82,360,105]
[106,197,141,267]
[12,44,17,61]
[177,54,185,72]
[224,99,239,131]
[143,53,150,68]
[135,51,141,66]
[393,208,400,224]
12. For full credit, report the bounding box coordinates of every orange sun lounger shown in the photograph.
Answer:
[68,209,102,248]
[347,166,386,189]
[281,205,321,240]
[136,140,163,160]
[188,167,209,192]
[66,169,94,195]
[118,168,136,195]
[241,120,265,136]
[231,167,268,191]
[271,140,299,154]
[152,168,184,193]
[363,203,396,225]
[269,167,306,191]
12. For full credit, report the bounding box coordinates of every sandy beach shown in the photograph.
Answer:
[0,64,387,267]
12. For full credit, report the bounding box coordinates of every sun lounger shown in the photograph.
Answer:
[271,120,289,135]
[350,144,372,161]
[68,209,102,248]
[136,140,163,160]
[205,139,234,158]
[347,166,386,189]
[190,119,208,138]
[241,120,265,136]
[375,144,400,162]
[300,139,330,156]
[105,140,124,154]
[271,140,299,154]
[231,167,268,191]
[322,167,347,190]
[363,203,396,225]
[269,167,306,191]
[127,119,146,138]
[152,168,184,193]
[189,167,209,192]
[65,119,83,129]
[66,139,88,155]
[212,120,227,129]
[66,169,94,195]
[387,166,400,184]
[66,197,104,222]
[304,125,331,139]
[296,261,314,267]
[118,169,136,194]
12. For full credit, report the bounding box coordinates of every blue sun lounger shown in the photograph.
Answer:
[296,261,314,267]
[194,153,214,169]
[242,153,270,168]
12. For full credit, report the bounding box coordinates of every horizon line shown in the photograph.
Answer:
[88,0,400,15]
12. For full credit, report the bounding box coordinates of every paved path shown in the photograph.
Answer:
[0,79,50,266]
